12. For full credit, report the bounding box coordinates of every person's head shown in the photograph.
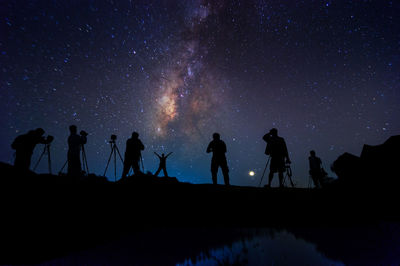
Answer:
[132,132,139,139]
[213,133,220,140]
[269,128,278,136]
[310,150,316,156]
[34,128,45,136]
[162,153,165,157]
[69,125,77,134]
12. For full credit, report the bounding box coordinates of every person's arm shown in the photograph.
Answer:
[166,152,173,158]
[206,142,212,153]
[263,133,270,142]
[223,142,227,153]
[154,152,161,158]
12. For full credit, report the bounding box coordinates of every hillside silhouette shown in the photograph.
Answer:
[0,135,399,263]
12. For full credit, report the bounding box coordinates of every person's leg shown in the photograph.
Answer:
[68,154,81,176]
[211,160,218,184]
[268,171,274,186]
[221,161,230,186]
[311,175,318,188]
[268,157,277,187]
[163,167,168,177]
[278,171,284,188]
[67,159,72,175]
[133,159,140,175]
[316,173,322,188]
[26,154,32,170]
[212,171,218,184]
[154,166,161,176]
[16,152,31,171]
[121,159,131,178]
[14,152,21,168]
[76,155,82,175]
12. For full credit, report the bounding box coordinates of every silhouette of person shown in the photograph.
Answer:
[154,152,172,177]
[207,133,230,185]
[67,125,87,176]
[309,150,323,188]
[122,132,144,177]
[263,128,291,188]
[11,128,51,171]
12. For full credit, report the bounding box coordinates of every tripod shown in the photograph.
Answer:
[140,155,145,172]
[282,165,295,188]
[104,140,124,181]
[258,156,271,187]
[58,145,89,175]
[81,144,89,175]
[33,143,52,174]
[308,175,314,189]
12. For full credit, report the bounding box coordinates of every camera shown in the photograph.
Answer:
[46,135,54,143]
[80,130,88,137]
[109,134,117,143]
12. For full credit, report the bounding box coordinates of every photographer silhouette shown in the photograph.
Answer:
[67,125,87,176]
[262,128,291,188]
[33,135,54,174]
[11,128,52,171]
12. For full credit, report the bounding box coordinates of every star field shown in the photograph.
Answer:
[1,0,399,186]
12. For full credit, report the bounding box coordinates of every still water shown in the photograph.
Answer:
[177,230,343,265]
[43,223,400,265]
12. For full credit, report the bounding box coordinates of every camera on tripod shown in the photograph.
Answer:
[80,130,88,137]
[46,135,54,143]
[34,135,54,174]
[109,134,117,144]
[104,134,124,181]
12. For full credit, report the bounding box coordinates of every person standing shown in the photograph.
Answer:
[206,133,230,185]
[67,125,87,176]
[309,150,324,188]
[122,132,144,177]
[263,128,291,188]
[153,152,172,177]
[11,128,51,171]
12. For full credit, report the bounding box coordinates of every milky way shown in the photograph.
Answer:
[152,1,225,140]
[1,0,399,186]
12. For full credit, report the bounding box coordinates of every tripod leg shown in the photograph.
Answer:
[258,156,270,187]
[289,175,295,187]
[114,146,117,182]
[258,163,268,187]
[103,148,114,176]
[47,145,52,174]
[140,156,144,172]
[115,146,124,163]
[59,159,68,175]
[84,152,89,174]
[33,147,46,171]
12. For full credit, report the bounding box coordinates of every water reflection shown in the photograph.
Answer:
[178,230,343,265]
[43,223,400,265]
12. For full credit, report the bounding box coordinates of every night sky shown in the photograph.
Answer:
[1,0,399,186]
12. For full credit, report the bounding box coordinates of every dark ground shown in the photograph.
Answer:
[0,161,399,264]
